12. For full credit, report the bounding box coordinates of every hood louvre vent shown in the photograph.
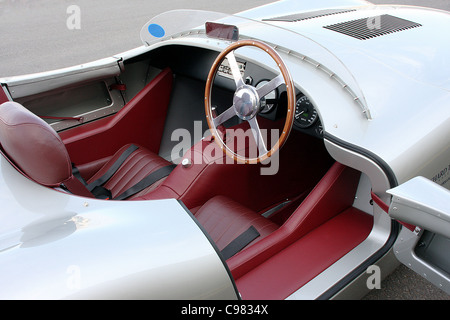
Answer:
[263,8,356,22]
[323,14,422,40]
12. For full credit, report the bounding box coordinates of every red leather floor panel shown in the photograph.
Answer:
[235,207,373,300]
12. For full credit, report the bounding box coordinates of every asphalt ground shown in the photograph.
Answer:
[0,0,449,300]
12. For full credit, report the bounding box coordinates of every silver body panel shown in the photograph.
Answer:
[388,177,450,238]
[0,155,237,299]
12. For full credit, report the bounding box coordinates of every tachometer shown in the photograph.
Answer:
[294,95,318,128]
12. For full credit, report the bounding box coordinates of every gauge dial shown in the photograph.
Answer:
[255,80,278,113]
[294,95,318,128]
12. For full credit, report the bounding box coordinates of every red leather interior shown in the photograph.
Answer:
[0,87,9,105]
[227,161,362,279]
[195,195,279,251]
[151,127,334,212]
[0,101,72,187]
[0,101,172,199]
[235,207,373,299]
[190,162,370,299]
[86,143,172,199]
[60,68,173,168]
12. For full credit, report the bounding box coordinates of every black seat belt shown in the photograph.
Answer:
[72,163,88,186]
[114,164,176,200]
[221,226,260,260]
[86,144,139,192]
[71,144,176,200]
[71,144,139,199]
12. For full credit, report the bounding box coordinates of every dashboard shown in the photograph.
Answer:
[143,44,324,140]
[217,57,323,139]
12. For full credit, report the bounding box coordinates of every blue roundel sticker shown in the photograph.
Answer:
[148,24,165,38]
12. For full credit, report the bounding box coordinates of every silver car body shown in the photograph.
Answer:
[1,0,449,299]
[0,155,237,299]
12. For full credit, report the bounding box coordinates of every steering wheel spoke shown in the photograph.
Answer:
[226,52,245,88]
[213,105,237,126]
[248,117,268,155]
[256,73,284,99]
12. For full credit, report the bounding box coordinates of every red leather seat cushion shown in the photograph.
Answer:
[86,144,172,199]
[195,195,278,252]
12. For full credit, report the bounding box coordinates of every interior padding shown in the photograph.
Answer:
[60,68,173,169]
[227,162,363,279]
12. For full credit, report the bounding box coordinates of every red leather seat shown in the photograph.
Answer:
[227,161,361,279]
[0,101,171,199]
[194,162,361,280]
[84,143,171,199]
[195,195,279,252]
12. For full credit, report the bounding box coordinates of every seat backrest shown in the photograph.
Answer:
[0,101,72,187]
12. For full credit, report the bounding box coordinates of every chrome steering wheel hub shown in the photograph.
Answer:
[233,85,260,120]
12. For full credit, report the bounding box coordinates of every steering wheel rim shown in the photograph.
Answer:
[205,40,295,164]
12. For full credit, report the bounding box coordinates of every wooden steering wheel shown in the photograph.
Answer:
[205,40,295,164]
